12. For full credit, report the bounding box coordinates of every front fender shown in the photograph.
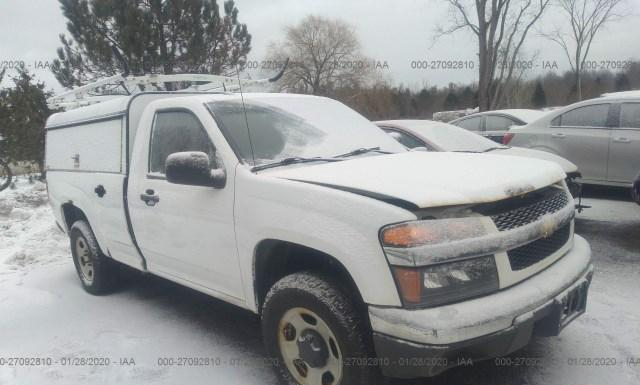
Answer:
[234,168,417,312]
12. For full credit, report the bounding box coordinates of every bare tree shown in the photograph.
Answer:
[438,0,551,111]
[266,15,374,95]
[543,0,625,101]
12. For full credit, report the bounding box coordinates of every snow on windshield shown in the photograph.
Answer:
[207,96,405,166]
[413,122,505,152]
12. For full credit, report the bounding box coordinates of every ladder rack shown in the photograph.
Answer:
[47,59,288,110]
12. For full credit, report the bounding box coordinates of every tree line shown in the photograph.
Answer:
[331,62,640,121]
[0,0,633,170]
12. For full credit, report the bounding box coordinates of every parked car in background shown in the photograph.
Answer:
[375,120,581,196]
[450,109,548,143]
[506,91,640,187]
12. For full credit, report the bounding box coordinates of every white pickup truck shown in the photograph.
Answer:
[45,90,593,384]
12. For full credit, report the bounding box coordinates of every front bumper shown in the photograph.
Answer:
[369,235,593,378]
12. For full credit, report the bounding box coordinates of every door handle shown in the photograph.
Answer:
[140,189,160,206]
[613,137,631,143]
[551,133,566,139]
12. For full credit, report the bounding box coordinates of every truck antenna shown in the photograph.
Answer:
[236,65,256,166]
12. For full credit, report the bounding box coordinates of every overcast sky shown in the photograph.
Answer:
[1,0,639,92]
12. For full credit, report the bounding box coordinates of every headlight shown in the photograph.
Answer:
[392,256,499,308]
[380,217,493,267]
[381,218,500,307]
[381,217,489,248]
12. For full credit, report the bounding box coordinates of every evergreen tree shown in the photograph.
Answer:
[52,0,252,88]
[531,81,547,108]
[461,86,477,108]
[0,67,53,172]
[443,92,459,110]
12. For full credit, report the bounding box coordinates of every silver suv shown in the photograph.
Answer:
[506,91,640,187]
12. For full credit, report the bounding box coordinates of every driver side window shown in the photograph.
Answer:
[149,110,216,174]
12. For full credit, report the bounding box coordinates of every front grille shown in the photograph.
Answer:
[507,223,572,271]
[490,189,570,231]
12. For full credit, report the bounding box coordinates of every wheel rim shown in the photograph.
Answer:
[75,237,94,284]
[278,307,343,385]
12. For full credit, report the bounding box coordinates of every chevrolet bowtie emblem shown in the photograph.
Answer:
[540,217,556,238]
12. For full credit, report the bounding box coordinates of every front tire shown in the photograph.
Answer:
[69,220,119,295]
[262,272,381,385]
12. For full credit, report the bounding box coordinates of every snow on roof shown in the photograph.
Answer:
[376,119,448,130]
[46,96,131,128]
[600,90,640,99]
[469,109,548,123]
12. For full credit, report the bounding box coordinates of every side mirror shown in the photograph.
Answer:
[410,146,429,152]
[165,152,226,188]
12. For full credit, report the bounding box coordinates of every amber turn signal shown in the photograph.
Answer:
[381,218,489,248]
[382,224,437,248]
[392,267,422,304]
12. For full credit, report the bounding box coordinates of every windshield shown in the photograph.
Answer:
[412,122,507,152]
[207,96,405,166]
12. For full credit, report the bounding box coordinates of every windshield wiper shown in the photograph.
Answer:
[251,147,392,172]
[452,147,508,153]
[251,157,343,172]
[333,146,392,158]
[482,146,509,153]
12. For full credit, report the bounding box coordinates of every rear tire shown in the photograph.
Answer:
[69,220,119,295]
[262,272,382,385]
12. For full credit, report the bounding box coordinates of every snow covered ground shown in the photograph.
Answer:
[0,178,639,385]
[0,177,68,275]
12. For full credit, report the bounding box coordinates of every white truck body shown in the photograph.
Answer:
[45,91,593,381]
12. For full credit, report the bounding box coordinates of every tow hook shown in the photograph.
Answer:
[575,188,590,213]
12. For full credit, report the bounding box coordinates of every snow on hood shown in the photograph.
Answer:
[491,147,578,174]
[266,152,566,209]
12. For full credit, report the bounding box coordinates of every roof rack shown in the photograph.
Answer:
[47,58,289,110]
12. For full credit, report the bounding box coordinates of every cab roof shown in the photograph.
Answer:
[46,92,322,129]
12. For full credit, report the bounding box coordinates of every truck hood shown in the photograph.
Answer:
[266,152,566,209]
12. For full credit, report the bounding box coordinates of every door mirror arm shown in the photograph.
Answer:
[209,167,227,189]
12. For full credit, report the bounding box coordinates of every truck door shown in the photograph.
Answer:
[127,107,244,301]
[608,103,640,184]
